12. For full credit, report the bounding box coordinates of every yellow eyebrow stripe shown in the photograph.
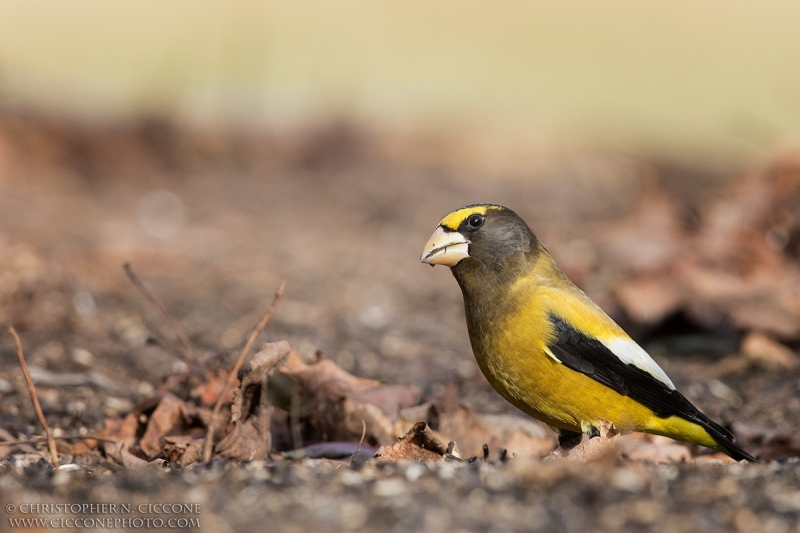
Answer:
[439,205,500,231]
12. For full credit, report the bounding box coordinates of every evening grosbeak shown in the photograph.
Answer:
[421,204,755,462]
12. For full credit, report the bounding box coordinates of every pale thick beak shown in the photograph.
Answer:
[420,226,470,267]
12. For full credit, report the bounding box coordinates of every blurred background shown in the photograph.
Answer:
[1,0,799,164]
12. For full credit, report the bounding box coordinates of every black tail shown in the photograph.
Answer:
[702,417,758,463]
[545,315,758,462]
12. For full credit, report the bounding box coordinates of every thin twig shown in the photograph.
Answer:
[7,324,60,468]
[202,280,286,462]
[350,420,367,464]
[124,263,210,380]
[0,435,120,446]
[260,372,272,457]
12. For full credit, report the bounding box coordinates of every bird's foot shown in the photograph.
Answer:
[556,429,583,451]
[555,419,622,462]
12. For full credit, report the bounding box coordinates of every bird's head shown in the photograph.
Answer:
[420,204,536,273]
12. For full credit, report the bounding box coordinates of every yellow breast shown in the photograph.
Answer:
[466,263,659,434]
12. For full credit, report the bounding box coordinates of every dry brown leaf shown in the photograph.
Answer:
[280,349,422,411]
[214,341,291,461]
[249,341,292,379]
[57,440,95,456]
[215,418,269,461]
[105,441,149,468]
[374,421,447,463]
[352,384,424,417]
[501,418,559,458]
[278,348,422,446]
[191,369,239,407]
[229,341,291,425]
[437,404,554,459]
[562,419,621,462]
[395,402,438,427]
[97,412,145,464]
[97,412,140,448]
[392,403,454,450]
[281,348,381,398]
[139,393,192,457]
[341,398,396,445]
[741,332,799,369]
[162,436,204,466]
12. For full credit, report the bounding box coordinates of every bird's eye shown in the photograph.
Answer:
[467,214,485,229]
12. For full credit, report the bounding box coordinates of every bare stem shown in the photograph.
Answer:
[7,324,60,468]
[202,280,286,462]
[260,372,272,457]
[350,420,367,464]
[124,263,210,380]
[0,435,119,446]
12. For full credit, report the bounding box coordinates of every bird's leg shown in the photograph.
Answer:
[558,429,583,448]
[552,429,583,455]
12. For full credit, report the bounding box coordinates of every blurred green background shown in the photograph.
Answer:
[1,1,799,165]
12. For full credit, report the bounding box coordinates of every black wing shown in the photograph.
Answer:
[547,313,756,462]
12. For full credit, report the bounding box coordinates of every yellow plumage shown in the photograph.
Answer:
[422,203,755,461]
[475,252,718,450]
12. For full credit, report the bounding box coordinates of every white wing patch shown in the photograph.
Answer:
[543,346,562,364]
[600,338,675,389]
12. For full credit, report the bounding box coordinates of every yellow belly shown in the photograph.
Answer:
[472,330,719,450]
[475,338,649,432]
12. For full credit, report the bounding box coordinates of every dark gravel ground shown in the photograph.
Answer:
[0,115,798,533]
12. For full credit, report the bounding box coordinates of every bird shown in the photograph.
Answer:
[420,203,756,462]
